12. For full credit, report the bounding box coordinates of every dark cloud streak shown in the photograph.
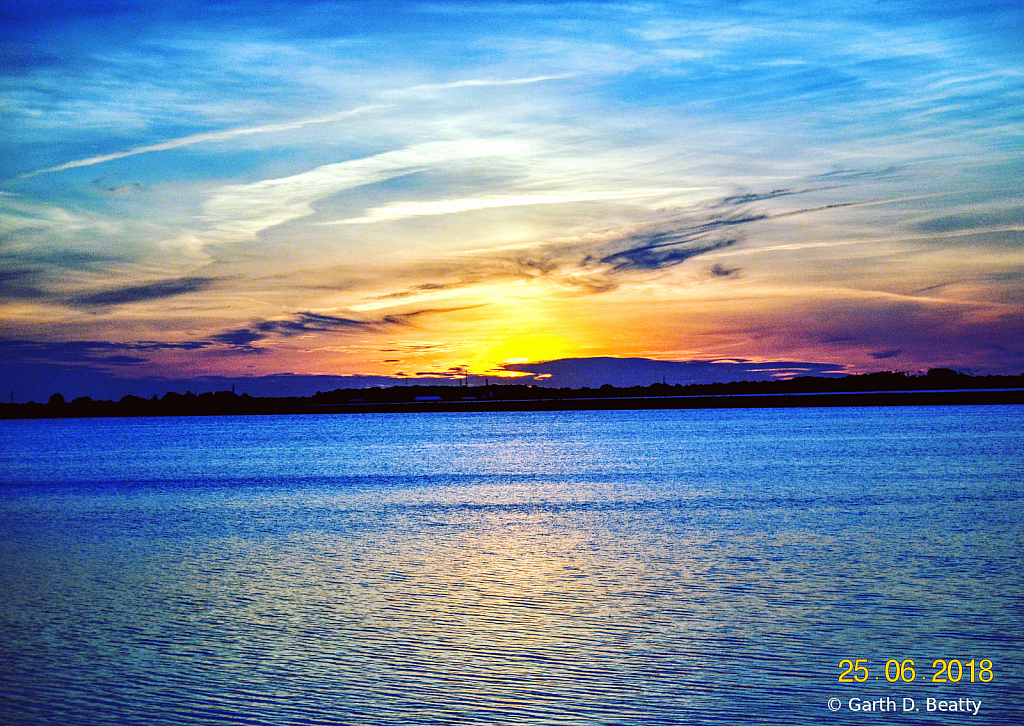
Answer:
[69,276,215,307]
[213,306,481,349]
[709,263,739,277]
[0,249,119,301]
[0,339,212,368]
[0,268,51,301]
[599,206,768,272]
[917,206,1024,234]
[600,236,738,272]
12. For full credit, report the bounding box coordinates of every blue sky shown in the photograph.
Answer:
[2,0,1023,399]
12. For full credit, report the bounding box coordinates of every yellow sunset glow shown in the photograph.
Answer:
[471,333,578,376]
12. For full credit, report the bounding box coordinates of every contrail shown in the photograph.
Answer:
[770,191,957,219]
[18,104,390,179]
[382,74,575,95]
[18,75,571,180]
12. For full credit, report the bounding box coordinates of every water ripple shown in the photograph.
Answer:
[1,406,1022,724]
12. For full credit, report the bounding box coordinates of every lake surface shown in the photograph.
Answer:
[1,406,1022,724]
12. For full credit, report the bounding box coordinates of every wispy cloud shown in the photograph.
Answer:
[351,185,977,303]
[327,188,704,225]
[349,190,799,301]
[197,139,527,244]
[18,105,390,178]
[0,194,123,237]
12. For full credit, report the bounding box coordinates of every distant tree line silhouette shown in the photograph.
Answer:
[4,368,1023,419]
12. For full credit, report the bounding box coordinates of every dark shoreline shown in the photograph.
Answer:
[266,388,1024,414]
[3,387,1023,419]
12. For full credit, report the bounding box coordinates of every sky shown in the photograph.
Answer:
[2,0,1023,400]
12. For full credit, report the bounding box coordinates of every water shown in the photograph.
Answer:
[1,406,1021,725]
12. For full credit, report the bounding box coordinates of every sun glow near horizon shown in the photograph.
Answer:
[469,333,581,377]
